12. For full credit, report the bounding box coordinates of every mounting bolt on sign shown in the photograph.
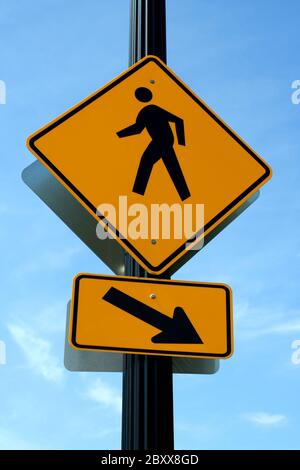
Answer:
[25,0,272,452]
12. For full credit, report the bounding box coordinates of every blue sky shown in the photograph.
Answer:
[0,0,300,450]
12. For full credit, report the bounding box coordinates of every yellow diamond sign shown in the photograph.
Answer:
[27,56,271,275]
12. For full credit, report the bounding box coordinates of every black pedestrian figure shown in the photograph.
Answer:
[117,87,191,201]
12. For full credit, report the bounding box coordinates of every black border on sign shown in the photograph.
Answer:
[71,274,233,358]
[28,56,271,273]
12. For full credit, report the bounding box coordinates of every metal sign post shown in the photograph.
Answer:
[122,0,173,451]
[23,0,272,453]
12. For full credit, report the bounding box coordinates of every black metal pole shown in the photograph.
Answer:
[121,0,174,451]
[129,0,167,64]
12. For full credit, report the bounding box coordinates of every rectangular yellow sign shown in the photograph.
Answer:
[69,274,233,359]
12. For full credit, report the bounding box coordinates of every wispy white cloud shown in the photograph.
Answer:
[85,378,122,414]
[236,302,300,339]
[265,321,300,335]
[244,412,288,427]
[177,422,217,440]
[8,323,63,383]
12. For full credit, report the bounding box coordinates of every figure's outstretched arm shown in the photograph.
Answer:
[166,111,185,146]
[116,114,145,138]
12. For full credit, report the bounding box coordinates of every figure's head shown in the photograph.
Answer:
[135,87,152,103]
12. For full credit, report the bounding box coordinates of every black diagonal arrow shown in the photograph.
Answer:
[102,287,203,344]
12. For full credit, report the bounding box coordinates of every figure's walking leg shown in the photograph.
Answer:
[162,148,191,201]
[133,143,159,195]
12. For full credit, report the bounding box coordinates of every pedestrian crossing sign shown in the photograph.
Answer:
[27,56,271,275]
